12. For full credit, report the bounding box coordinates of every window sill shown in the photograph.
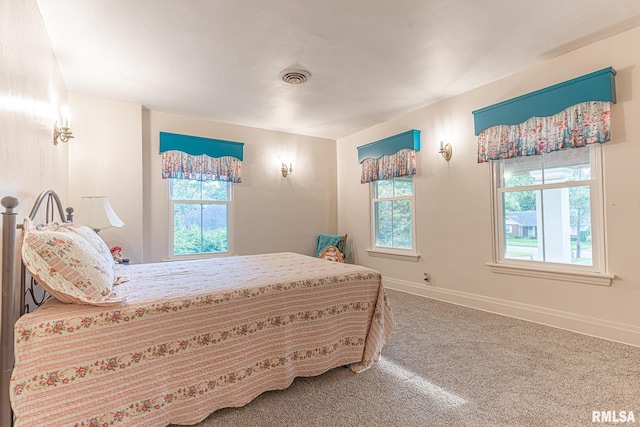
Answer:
[486,262,614,286]
[366,249,421,262]
[164,252,232,262]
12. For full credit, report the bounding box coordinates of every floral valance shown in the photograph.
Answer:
[161,152,242,182]
[477,101,610,163]
[357,130,420,184]
[360,149,416,184]
[159,132,244,183]
[473,67,616,163]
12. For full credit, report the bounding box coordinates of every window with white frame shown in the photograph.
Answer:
[168,179,233,257]
[491,145,605,271]
[371,176,415,252]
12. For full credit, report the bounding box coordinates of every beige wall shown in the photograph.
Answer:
[0,0,68,315]
[67,92,144,263]
[0,0,68,212]
[337,26,640,346]
[144,111,337,262]
[65,104,337,264]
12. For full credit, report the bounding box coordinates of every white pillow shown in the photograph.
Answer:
[66,225,116,272]
[21,218,124,306]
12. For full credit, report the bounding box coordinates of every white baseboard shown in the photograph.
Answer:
[384,277,640,348]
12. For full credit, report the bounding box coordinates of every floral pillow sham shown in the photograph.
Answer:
[21,218,125,306]
[58,223,116,273]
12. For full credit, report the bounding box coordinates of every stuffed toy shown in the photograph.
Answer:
[319,245,344,262]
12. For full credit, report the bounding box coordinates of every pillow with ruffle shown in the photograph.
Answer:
[54,223,129,286]
[63,224,116,272]
[21,218,125,306]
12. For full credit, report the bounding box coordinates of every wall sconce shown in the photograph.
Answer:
[439,141,452,161]
[281,162,293,178]
[53,105,74,144]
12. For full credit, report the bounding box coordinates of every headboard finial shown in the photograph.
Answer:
[1,196,19,212]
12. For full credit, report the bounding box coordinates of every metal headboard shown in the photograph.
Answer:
[1,190,73,427]
[23,190,74,229]
[18,190,74,314]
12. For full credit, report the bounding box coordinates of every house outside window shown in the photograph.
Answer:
[491,145,604,270]
[168,179,233,258]
[370,176,416,253]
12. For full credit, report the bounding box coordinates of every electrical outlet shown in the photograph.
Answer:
[423,272,431,285]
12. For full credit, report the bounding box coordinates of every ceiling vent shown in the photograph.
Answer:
[279,68,311,85]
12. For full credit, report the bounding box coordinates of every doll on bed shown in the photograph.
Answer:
[110,246,130,265]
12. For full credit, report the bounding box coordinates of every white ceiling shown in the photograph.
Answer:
[37,0,640,140]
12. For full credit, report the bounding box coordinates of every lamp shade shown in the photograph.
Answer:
[77,196,124,231]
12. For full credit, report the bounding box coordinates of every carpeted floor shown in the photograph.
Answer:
[185,289,640,427]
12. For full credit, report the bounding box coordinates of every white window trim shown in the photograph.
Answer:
[488,145,613,286]
[366,248,421,262]
[485,262,614,286]
[368,177,419,261]
[167,180,234,260]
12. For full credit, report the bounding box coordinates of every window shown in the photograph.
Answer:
[370,176,416,254]
[490,145,609,282]
[168,179,233,258]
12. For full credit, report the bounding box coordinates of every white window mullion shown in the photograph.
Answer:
[589,146,605,272]
[369,177,416,255]
[168,179,232,259]
[539,188,545,262]
[489,145,611,284]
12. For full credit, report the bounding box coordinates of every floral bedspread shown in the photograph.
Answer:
[10,252,394,426]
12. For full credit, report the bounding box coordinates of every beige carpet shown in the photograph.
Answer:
[182,289,640,427]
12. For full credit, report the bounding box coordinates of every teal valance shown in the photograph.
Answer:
[357,130,420,163]
[473,68,616,163]
[472,67,616,135]
[357,130,420,183]
[160,132,244,183]
[159,132,244,160]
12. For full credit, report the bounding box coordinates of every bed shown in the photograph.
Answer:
[0,191,394,427]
